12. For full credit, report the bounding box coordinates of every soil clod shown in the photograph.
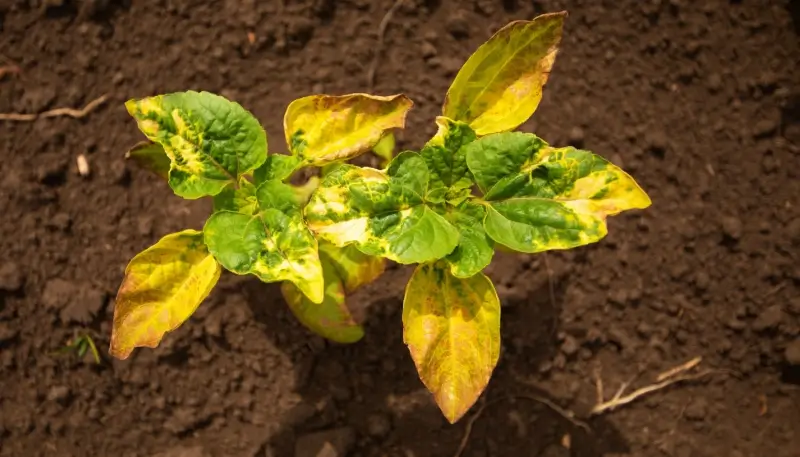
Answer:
[0,262,24,292]
[295,427,355,457]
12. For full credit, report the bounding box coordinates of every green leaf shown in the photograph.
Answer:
[125,141,170,179]
[444,202,494,278]
[419,117,477,201]
[110,230,221,359]
[403,262,500,423]
[305,152,460,264]
[213,178,258,215]
[319,242,384,293]
[204,180,324,303]
[125,91,268,199]
[465,132,651,253]
[464,131,548,196]
[372,132,396,168]
[281,256,364,344]
[253,153,301,184]
[284,93,413,166]
[442,12,566,136]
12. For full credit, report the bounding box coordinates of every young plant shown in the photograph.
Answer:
[55,333,101,364]
[110,11,650,424]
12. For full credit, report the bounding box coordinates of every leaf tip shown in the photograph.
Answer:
[108,339,132,360]
[124,98,137,116]
[434,390,474,424]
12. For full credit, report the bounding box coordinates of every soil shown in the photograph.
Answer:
[1,0,799,456]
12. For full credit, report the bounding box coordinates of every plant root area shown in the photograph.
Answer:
[1,1,798,456]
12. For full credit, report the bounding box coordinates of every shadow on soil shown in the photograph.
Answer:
[238,268,630,456]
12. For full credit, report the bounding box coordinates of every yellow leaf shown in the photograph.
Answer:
[284,93,413,166]
[402,263,501,423]
[442,12,566,136]
[110,230,221,359]
[319,242,385,293]
[280,256,364,344]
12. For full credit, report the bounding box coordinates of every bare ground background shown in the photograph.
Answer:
[1,0,799,456]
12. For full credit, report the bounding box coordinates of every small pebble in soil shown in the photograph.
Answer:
[684,397,709,421]
[761,152,778,174]
[636,321,653,338]
[420,41,437,59]
[445,10,470,39]
[366,413,392,439]
[109,160,130,185]
[439,57,462,77]
[752,118,778,138]
[720,215,743,240]
[784,339,800,365]
[283,401,316,428]
[645,128,669,157]
[47,385,71,404]
[706,73,722,92]
[137,215,154,237]
[46,212,72,232]
[607,289,628,307]
[0,322,19,344]
[164,407,200,435]
[725,317,746,332]
[693,270,710,291]
[568,126,585,147]
[752,305,784,332]
[0,262,24,291]
[36,153,70,185]
[560,335,579,356]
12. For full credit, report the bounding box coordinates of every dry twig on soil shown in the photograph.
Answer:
[453,397,488,457]
[0,93,109,122]
[590,357,719,415]
[453,393,590,457]
[367,0,404,90]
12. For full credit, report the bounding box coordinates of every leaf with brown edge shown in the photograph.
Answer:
[284,93,413,167]
[110,229,221,359]
[442,12,566,136]
[402,262,501,423]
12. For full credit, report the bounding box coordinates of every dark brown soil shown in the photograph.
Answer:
[1,1,799,456]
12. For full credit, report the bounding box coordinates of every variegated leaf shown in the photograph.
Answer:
[304,152,460,264]
[126,91,267,199]
[464,132,651,253]
[204,181,324,303]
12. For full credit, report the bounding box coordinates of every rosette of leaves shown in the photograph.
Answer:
[304,11,651,423]
[111,91,412,359]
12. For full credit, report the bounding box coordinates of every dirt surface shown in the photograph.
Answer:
[1,0,799,456]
